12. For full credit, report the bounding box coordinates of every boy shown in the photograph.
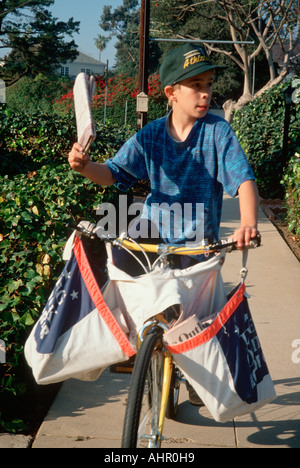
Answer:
[69,43,259,405]
[69,43,258,252]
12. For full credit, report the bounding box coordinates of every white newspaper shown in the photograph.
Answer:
[163,312,218,346]
[73,72,96,153]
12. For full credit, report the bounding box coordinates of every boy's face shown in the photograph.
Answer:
[168,69,214,120]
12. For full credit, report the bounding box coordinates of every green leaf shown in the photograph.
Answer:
[7,279,23,293]
[20,312,35,327]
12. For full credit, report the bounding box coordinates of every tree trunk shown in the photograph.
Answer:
[223,92,253,123]
[254,69,288,98]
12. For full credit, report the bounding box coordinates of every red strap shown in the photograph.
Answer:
[74,236,135,357]
[166,283,245,355]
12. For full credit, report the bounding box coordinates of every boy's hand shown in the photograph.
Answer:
[68,143,90,173]
[232,226,258,250]
[235,180,259,250]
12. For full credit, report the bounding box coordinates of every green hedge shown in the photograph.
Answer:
[6,75,70,115]
[232,81,300,199]
[282,153,300,239]
[0,108,133,432]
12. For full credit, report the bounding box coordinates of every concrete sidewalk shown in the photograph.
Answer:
[27,197,300,448]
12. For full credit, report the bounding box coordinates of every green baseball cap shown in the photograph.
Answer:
[160,43,225,88]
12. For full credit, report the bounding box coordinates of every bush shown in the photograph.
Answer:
[0,106,75,177]
[0,165,120,432]
[232,81,300,199]
[56,73,168,126]
[0,109,133,432]
[6,75,71,115]
[282,152,300,240]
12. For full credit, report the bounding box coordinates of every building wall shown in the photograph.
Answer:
[59,52,105,78]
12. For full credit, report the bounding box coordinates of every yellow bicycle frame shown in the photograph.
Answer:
[158,351,173,447]
[137,319,175,448]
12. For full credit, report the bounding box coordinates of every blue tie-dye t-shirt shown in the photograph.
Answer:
[104,112,255,244]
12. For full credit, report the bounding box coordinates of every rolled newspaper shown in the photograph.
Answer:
[73,72,96,153]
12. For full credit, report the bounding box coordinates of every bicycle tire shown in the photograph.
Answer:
[166,366,180,419]
[121,330,165,448]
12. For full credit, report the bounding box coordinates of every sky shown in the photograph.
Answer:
[49,0,123,67]
[0,0,124,65]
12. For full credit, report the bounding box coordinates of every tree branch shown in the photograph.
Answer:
[0,0,44,18]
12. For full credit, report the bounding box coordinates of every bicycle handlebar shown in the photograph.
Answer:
[114,237,261,255]
[67,222,261,256]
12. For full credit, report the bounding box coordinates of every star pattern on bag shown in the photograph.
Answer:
[70,290,79,300]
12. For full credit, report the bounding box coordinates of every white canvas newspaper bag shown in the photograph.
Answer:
[103,250,228,346]
[25,235,136,385]
[163,264,276,423]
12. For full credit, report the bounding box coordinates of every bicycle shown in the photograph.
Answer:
[71,222,261,448]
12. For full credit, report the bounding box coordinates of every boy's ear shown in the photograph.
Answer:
[164,85,177,103]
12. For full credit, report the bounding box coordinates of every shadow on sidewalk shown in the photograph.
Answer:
[243,376,300,448]
[42,370,131,422]
[173,376,300,448]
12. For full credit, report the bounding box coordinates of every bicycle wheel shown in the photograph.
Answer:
[122,330,165,448]
[166,366,180,419]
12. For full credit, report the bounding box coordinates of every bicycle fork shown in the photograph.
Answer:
[138,320,174,447]
[158,351,173,445]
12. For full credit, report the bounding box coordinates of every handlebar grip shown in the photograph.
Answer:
[249,234,261,248]
[227,234,261,252]
[67,221,98,239]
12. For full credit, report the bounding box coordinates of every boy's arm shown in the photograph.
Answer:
[68,143,116,186]
[233,180,259,249]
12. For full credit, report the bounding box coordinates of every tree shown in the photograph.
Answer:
[0,0,80,86]
[99,0,140,75]
[151,0,249,102]
[94,35,109,62]
[99,0,161,76]
[151,0,300,120]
